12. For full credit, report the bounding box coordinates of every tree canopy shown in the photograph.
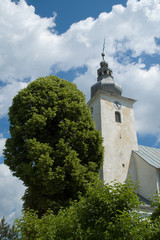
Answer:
[0,217,18,240]
[15,180,158,240]
[4,75,103,216]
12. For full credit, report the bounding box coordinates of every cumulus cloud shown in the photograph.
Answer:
[0,164,25,223]
[0,81,27,117]
[0,135,6,158]
[114,63,160,136]
[0,0,57,82]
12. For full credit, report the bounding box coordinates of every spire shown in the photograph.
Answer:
[90,43,122,98]
[97,41,113,82]
[102,39,105,61]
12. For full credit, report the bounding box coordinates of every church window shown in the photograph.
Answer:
[115,111,121,123]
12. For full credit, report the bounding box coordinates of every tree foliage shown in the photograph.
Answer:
[15,180,156,240]
[4,75,103,216]
[0,217,18,240]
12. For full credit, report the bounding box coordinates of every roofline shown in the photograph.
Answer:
[133,150,160,169]
[88,89,137,105]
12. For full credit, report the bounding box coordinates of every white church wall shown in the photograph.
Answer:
[156,170,160,194]
[88,93,104,180]
[133,153,157,200]
[89,93,101,131]
[99,92,138,183]
[128,152,138,186]
[89,90,138,183]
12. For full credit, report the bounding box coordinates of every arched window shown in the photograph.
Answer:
[115,111,121,123]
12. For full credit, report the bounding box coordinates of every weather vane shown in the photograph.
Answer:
[102,38,105,61]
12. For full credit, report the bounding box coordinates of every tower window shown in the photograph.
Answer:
[115,111,121,123]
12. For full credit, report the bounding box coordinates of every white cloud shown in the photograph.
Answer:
[0,164,25,223]
[114,63,160,136]
[0,136,6,158]
[0,0,58,82]
[0,81,27,117]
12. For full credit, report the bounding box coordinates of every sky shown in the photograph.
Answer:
[0,0,160,222]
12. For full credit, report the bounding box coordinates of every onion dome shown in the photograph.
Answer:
[91,53,122,98]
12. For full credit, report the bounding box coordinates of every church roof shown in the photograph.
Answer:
[134,145,160,169]
[91,53,122,98]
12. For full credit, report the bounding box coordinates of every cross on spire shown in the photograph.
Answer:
[101,39,105,60]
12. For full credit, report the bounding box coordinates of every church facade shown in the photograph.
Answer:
[88,54,160,202]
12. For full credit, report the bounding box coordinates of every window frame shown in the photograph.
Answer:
[115,111,121,123]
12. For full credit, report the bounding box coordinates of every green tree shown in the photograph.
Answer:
[4,75,103,216]
[0,217,18,240]
[15,181,151,240]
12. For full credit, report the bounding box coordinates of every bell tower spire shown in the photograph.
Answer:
[91,45,122,98]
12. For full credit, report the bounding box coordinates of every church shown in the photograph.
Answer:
[88,52,160,203]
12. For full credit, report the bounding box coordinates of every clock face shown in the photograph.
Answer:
[113,101,122,110]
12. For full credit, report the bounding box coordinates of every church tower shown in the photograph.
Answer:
[88,53,138,183]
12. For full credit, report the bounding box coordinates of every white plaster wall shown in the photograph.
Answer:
[128,152,138,186]
[88,94,101,131]
[100,92,138,183]
[156,169,160,194]
[133,153,157,200]
[88,94,104,180]
[88,90,138,183]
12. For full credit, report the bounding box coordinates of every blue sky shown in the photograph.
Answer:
[25,0,127,34]
[0,0,160,222]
